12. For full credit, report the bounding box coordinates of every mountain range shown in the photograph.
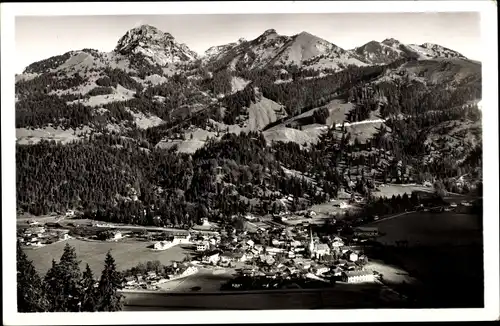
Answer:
[15,24,482,224]
[20,24,468,75]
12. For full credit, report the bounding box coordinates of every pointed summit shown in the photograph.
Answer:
[263,28,277,36]
[114,24,198,65]
[382,38,401,47]
[257,29,278,41]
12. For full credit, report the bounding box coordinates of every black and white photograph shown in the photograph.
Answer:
[2,1,498,324]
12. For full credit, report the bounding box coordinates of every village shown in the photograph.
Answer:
[17,190,476,294]
[114,214,383,292]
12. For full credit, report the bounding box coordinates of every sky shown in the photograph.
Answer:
[15,12,481,73]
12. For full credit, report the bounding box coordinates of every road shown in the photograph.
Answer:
[366,211,415,225]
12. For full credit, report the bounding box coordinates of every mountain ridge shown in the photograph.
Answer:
[19,25,473,75]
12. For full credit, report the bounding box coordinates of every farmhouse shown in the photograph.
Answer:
[154,240,175,250]
[111,231,123,240]
[341,270,375,283]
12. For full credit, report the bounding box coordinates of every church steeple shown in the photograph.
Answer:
[309,226,315,258]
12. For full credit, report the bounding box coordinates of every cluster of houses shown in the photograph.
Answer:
[123,263,199,290]
[18,222,71,247]
[115,212,381,291]
[186,221,379,286]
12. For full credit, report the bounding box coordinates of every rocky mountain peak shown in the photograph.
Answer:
[257,29,279,41]
[382,38,401,47]
[114,24,198,65]
[262,29,277,36]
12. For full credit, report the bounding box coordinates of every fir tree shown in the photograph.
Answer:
[44,244,82,312]
[17,241,49,312]
[96,251,124,312]
[80,264,97,312]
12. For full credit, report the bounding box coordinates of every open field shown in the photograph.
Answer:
[25,238,189,276]
[16,126,91,145]
[371,183,434,198]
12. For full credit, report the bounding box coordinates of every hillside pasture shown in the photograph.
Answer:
[371,183,434,199]
[16,126,91,145]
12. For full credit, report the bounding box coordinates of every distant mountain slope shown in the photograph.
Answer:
[350,39,468,65]
[204,29,367,72]
[15,24,480,151]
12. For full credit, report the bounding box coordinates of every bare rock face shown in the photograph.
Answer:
[114,24,198,66]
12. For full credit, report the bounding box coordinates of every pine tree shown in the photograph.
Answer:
[44,244,82,312]
[96,251,124,312]
[17,241,49,312]
[80,264,97,312]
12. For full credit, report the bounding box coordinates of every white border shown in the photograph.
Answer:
[2,1,498,325]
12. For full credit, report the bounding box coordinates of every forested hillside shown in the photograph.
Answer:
[15,25,483,223]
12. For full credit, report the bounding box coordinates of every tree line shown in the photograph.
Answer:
[17,242,123,312]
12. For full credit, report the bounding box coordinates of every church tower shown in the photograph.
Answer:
[309,226,315,258]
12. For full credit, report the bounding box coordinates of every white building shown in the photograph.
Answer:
[315,266,330,276]
[181,266,199,277]
[349,252,359,262]
[201,218,211,226]
[342,271,375,283]
[202,252,220,265]
[312,243,330,259]
[173,233,191,244]
[153,241,175,250]
[272,239,284,247]
[339,202,349,209]
[331,239,344,250]
[59,233,71,241]
[254,244,264,252]
[197,242,209,252]
[246,239,255,247]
